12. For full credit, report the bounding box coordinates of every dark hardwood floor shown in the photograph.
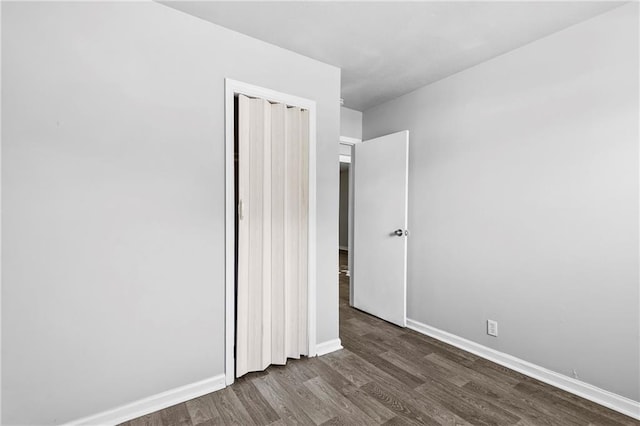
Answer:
[122,251,638,425]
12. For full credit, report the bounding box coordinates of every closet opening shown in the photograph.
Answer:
[225,79,317,385]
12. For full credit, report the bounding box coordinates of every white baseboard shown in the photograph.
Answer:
[63,374,226,426]
[63,338,342,426]
[406,319,640,420]
[315,338,343,357]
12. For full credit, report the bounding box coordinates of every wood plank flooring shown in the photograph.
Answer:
[121,251,638,426]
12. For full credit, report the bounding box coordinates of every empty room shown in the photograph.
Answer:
[1,1,639,425]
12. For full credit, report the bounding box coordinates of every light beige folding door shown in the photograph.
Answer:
[236,95,309,378]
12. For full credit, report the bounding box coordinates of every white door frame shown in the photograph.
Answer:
[225,79,317,386]
[338,136,361,306]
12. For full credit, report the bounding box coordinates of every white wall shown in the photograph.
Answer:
[364,4,639,401]
[1,2,340,424]
[340,106,362,140]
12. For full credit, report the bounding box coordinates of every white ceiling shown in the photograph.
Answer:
[162,1,623,111]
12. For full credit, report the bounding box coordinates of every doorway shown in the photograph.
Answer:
[338,139,355,307]
[225,79,318,386]
[339,146,351,276]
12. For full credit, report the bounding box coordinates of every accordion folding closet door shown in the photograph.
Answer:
[234,93,310,378]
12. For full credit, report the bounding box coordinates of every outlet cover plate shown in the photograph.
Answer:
[487,320,498,337]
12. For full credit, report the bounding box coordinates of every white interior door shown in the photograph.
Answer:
[352,130,409,327]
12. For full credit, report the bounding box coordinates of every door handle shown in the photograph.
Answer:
[394,229,408,237]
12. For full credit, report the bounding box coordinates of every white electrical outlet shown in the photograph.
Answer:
[487,320,498,337]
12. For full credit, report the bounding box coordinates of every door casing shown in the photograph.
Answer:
[338,136,361,306]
